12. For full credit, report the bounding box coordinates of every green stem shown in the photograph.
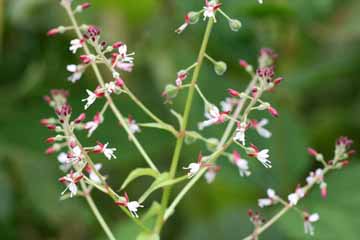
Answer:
[64,5,159,173]
[154,18,215,234]
[204,53,217,65]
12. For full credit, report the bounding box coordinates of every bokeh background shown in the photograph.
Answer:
[1,0,360,239]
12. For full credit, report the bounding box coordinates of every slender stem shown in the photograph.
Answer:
[81,182,117,240]
[195,84,210,104]
[64,5,159,173]
[204,53,217,65]
[154,18,215,234]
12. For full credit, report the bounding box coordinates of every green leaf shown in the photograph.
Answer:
[120,168,160,190]
[138,173,187,203]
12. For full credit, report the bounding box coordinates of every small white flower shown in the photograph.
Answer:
[203,0,222,22]
[82,89,97,110]
[87,163,102,184]
[127,116,141,140]
[220,97,235,112]
[248,144,272,168]
[258,0,264,4]
[115,193,143,218]
[232,150,251,177]
[93,142,117,160]
[306,168,323,185]
[67,146,83,163]
[69,39,83,54]
[198,105,226,130]
[59,171,83,197]
[184,163,201,178]
[288,186,305,206]
[118,44,135,64]
[233,122,247,145]
[304,213,320,236]
[84,112,103,137]
[57,152,72,172]
[67,64,83,83]
[251,118,272,138]
[258,188,278,208]
[104,81,117,94]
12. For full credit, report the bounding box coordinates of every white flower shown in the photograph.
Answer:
[233,122,247,145]
[288,186,305,206]
[116,62,134,72]
[67,64,83,83]
[203,0,222,22]
[198,105,225,130]
[82,89,97,110]
[304,213,320,236]
[69,39,83,54]
[128,116,141,140]
[251,118,271,138]
[59,171,83,197]
[232,150,251,177]
[115,193,143,218]
[248,144,272,168]
[93,142,117,160]
[104,81,117,94]
[306,168,323,185]
[118,44,135,64]
[87,163,102,184]
[220,97,235,112]
[204,165,220,184]
[84,112,103,137]
[67,146,83,163]
[258,188,278,208]
[57,152,72,172]
[183,162,201,178]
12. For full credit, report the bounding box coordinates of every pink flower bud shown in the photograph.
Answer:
[227,88,240,97]
[74,113,86,124]
[307,148,318,157]
[80,55,92,64]
[268,106,279,117]
[47,28,59,36]
[43,95,52,105]
[341,160,350,167]
[46,147,56,155]
[40,118,49,126]
[81,2,91,10]
[273,77,284,85]
[47,125,56,130]
[239,59,249,69]
[115,78,124,88]
[46,137,56,143]
[69,141,77,149]
[112,41,123,49]
[320,183,327,199]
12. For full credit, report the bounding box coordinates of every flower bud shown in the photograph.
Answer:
[163,84,178,99]
[188,11,200,24]
[227,88,240,97]
[228,19,242,32]
[214,61,227,76]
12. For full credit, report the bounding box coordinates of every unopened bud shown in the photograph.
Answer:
[229,19,242,32]
[214,61,227,76]
[188,11,200,24]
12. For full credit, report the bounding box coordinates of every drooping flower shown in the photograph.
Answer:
[82,89,104,110]
[67,64,84,83]
[127,115,141,140]
[258,188,278,208]
[204,165,221,184]
[84,112,103,137]
[93,141,117,160]
[304,213,320,236]
[115,193,144,218]
[85,163,103,184]
[118,44,135,64]
[233,122,247,145]
[203,0,222,22]
[198,105,228,130]
[183,152,211,178]
[250,118,272,138]
[248,144,272,168]
[58,171,83,197]
[175,14,191,34]
[69,38,84,54]
[232,150,251,177]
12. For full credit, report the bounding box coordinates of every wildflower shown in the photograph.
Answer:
[118,44,135,64]
[220,97,236,112]
[66,64,84,83]
[74,113,86,124]
[232,150,251,177]
[248,144,272,168]
[175,70,188,87]
[288,185,305,206]
[183,152,210,178]
[67,146,83,163]
[58,171,83,197]
[204,165,221,184]
[250,118,272,138]
[84,112,103,137]
[175,14,191,34]
[304,213,320,236]
[69,39,84,54]
[104,81,117,94]
[82,89,102,110]
[198,105,227,130]
[80,54,96,64]
[85,163,102,184]
[248,209,266,227]
[233,122,247,145]
[203,0,222,22]
[306,169,323,185]
[115,193,144,218]
[268,105,279,117]
[258,188,278,208]
[93,141,117,160]
[116,62,134,72]
[127,115,141,140]
[57,152,72,172]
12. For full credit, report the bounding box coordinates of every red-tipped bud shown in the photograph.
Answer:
[273,77,284,85]
[40,118,49,126]
[47,28,60,36]
[47,125,57,130]
[307,148,318,157]
[43,95,52,105]
[46,147,56,155]
[112,41,123,49]
[74,113,86,124]
[247,209,253,217]
[46,137,56,143]
[80,55,93,64]
[239,59,249,69]
[115,78,124,88]
[268,106,279,117]
[227,88,240,97]
[80,3,91,10]
[69,141,77,149]
[320,183,327,199]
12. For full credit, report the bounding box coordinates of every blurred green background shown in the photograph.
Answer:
[0,0,360,239]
